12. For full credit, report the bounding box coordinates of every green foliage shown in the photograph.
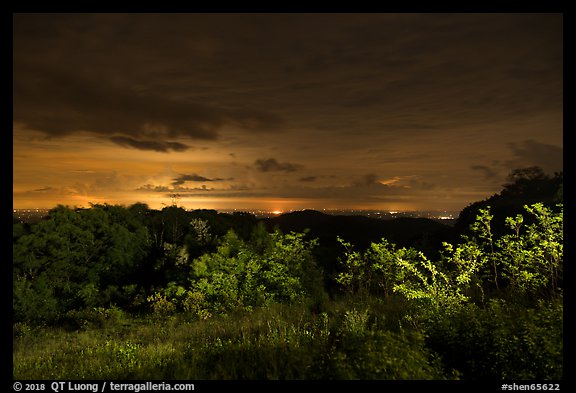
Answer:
[335,237,368,295]
[13,275,60,323]
[424,298,563,380]
[13,294,560,380]
[189,218,212,245]
[12,205,150,323]
[12,199,563,380]
[366,240,409,297]
[469,207,500,290]
[321,329,446,380]
[340,308,371,335]
[336,237,475,318]
[392,251,469,317]
[63,305,127,330]
[147,292,177,316]
[335,237,406,297]
[337,202,563,321]
[459,203,563,297]
[497,203,563,295]
[184,218,215,259]
[148,229,325,318]
[14,304,445,380]
[13,322,33,339]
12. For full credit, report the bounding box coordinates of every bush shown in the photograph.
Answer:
[424,298,563,380]
[170,229,326,317]
[318,328,447,380]
[62,305,128,330]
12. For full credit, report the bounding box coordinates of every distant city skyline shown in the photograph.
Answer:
[13,13,563,211]
[12,207,459,225]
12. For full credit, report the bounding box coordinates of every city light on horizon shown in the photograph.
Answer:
[10,192,450,214]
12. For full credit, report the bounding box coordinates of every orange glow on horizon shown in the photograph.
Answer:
[11,195,448,212]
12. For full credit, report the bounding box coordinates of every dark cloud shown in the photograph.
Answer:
[137,184,216,193]
[13,14,561,142]
[21,185,82,196]
[32,186,54,192]
[407,179,437,190]
[13,67,205,138]
[13,18,281,147]
[470,165,499,180]
[228,183,254,191]
[13,62,282,148]
[172,174,233,186]
[353,173,381,187]
[13,14,562,211]
[70,170,96,174]
[263,178,410,202]
[172,185,216,193]
[110,136,189,152]
[139,178,412,202]
[506,139,563,174]
[255,158,300,173]
[137,184,172,193]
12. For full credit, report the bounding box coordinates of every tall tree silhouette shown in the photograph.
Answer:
[454,167,562,238]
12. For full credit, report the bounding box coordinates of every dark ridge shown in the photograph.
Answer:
[262,209,454,252]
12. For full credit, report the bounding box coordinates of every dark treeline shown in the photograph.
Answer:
[455,166,563,236]
[13,167,563,380]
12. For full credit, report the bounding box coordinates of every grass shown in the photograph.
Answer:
[14,296,562,380]
[13,299,445,380]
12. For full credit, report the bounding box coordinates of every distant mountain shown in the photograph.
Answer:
[261,209,453,251]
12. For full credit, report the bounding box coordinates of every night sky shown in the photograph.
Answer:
[13,13,563,212]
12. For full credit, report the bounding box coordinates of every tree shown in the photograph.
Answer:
[13,205,150,323]
[148,228,325,317]
[497,203,563,295]
[455,167,562,238]
[335,237,422,299]
[502,167,553,197]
